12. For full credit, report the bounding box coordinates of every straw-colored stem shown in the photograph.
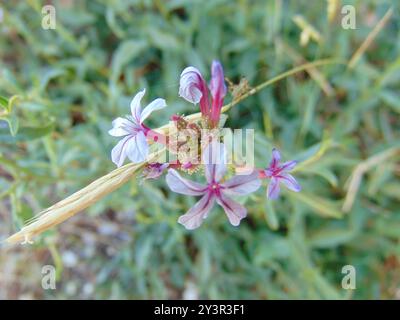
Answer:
[275,39,335,96]
[348,7,393,69]
[5,156,157,244]
[342,147,399,213]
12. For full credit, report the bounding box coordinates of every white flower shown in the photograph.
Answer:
[109,89,166,167]
[178,66,207,105]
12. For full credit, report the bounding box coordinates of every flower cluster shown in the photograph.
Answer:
[167,142,260,229]
[179,61,226,128]
[109,61,301,229]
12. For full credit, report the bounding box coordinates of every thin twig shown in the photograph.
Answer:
[342,147,399,213]
[348,7,393,69]
[276,39,335,96]
[223,59,341,113]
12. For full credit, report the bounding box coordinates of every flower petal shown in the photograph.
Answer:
[280,173,301,192]
[209,61,227,126]
[281,160,297,172]
[263,168,273,178]
[140,98,167,123]
[125,130,148,163]
[166,169,207,196]
[221,171,261,196]
[178,67,205,104]
[216,193,247,226]
[203,142,227,183]
[142,163,169,181]
[267,177,281,200]
[178,192,215,230]
[111,135,131,167]
[209,60,227,100]
[269,148,281,168]
[108,117,135,137]
[130,89,146,123]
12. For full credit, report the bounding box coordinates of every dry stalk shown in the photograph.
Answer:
[342,147,399,213]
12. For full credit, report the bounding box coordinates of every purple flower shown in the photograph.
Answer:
[209,61,227,127]
[179,66,209,116]
[178,60,227,128]
[166,142,261,230]
[109,89,167,167]
[262,148,301,200]
[142,163,169,181]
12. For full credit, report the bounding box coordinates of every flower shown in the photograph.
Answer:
[179,60,227,127]
[261,148,301,199]
[166,142,261,229]
[109,89,167,167]
[142,163,169,181]
[179,66,209,116]
[209,60,227,126]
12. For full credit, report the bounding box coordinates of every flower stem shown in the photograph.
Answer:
[160,59,344,129]
[222,58,344,114]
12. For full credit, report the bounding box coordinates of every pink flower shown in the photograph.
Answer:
[261,148,301,199]
[209,61,227,126]
[166,142,261,230]
[179,60,227,127]
[109,89,167,167]
[179,66,209,116]
[142,163,169,181]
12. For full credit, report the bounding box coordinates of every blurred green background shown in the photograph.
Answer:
[0,0,399,299]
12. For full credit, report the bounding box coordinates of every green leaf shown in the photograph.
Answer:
[264,199,279,230]
[302,166,338,188]
[0,95,8,110]
[289,192,343,218]
[110,40,147,83]
[307,228,356,248]
[380,90,400,113]
[8,112,19,136]
[0,122,55,142]
[254,236,290,264]
[0,94,20,113]
[0,112,19,136]
[147,27,180,50]
[40,68,67,91]
[8,95,21,112]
